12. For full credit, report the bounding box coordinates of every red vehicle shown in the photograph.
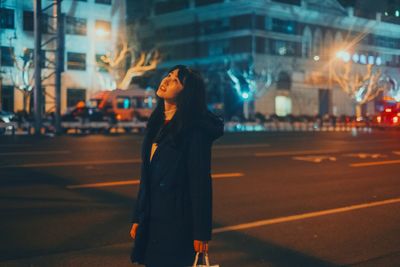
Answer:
[374,101,400,128]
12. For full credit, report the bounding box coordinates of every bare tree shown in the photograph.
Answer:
[331,62,386,116]
[96,40,160,90]
[8,47,35,113]
[226,62,273,119]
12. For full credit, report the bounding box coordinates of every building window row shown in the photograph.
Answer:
[1,49,112,71]
[1,2,111,30]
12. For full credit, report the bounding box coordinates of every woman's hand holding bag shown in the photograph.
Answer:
[191,240,219,267]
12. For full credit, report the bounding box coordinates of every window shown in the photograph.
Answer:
[156,23,196,41]
[256,37,266,53]
[272,18,297,34]
[231,36,252,53]
[154,0,189,14]
[23,11,34,31]
[116,97,131,109]
[66,16,87,35]
[132,97,146,108]
[373,35,399,49]
[230,14,252,30]
[95,54,108,72]
[67,52,86,70]
[255,15,265,30]
[0,46,14,66]
[1,86,14,112]
[67,88,86,108]
[208,40,229,56]
[95,0,112,4]
[201,18,230,35]
[195,0,223,7]
[302,27,312,58]
[95,20,111,38]
[276,71,292,90]
[0,8,14,29]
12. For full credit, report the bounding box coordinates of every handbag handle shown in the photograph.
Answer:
[192,252,210,267]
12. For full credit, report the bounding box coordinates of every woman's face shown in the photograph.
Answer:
[156,69,184,101]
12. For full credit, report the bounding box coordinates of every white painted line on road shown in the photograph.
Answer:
[212,172,244,178]
[67,180,140,189]
[67,172,244,189]
[0,150,70,156]
[343,153,387,159]
[215,144,270,149]
[293,155,336,163]
[255,149,339,157]
[213,197,400,234]
[350,159,400,167]
[0,158,142,168]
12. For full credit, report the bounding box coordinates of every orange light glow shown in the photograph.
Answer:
[393,117,399,124]
[116,114,122,121]
[385,108,392,113]
[377,116,381,123]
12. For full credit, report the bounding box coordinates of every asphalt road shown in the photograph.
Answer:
[0,129,400,267]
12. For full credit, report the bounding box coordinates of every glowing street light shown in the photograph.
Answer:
[313,55,320,61]
[241,92,249,99]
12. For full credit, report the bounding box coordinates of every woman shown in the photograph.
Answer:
[130,65,224,267]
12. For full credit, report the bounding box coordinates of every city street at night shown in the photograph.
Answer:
[1,130,400,267]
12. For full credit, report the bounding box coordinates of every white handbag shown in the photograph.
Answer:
[190,252,220,267]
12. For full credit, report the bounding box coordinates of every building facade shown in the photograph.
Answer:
[131,0,400,119]
[0,0,126,114]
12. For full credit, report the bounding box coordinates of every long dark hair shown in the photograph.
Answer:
[145,65,207,147]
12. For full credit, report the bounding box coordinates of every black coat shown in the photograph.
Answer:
[130,110,224,267]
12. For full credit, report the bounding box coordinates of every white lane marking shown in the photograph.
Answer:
[293,155,337,163]
[67,180,140,189]
[0,158,142,168]
[67,172,244,189]
[215,144,270,149]
[255,149,339,157]
[0,150,70,156]
[350,159,400,167]
[343,153,387,159]
[213,197,400,234]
